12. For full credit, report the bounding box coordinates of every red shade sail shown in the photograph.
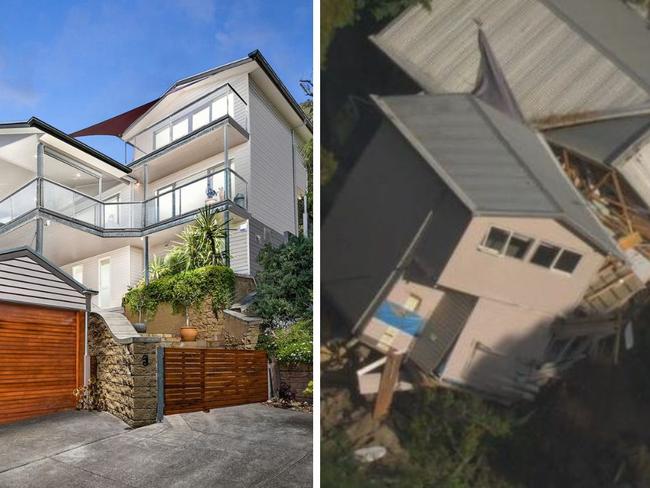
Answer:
[70,98,160,138]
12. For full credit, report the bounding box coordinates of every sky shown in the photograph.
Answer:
[0,0,312,160]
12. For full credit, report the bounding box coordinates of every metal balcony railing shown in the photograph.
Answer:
[0,168,247,231]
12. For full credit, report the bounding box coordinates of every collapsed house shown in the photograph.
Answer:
[323,0,650,407]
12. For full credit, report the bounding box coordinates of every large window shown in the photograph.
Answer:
[480,227,532,260]
[530,243,582,274]
[480,226,582,274]
[152,92,236,150]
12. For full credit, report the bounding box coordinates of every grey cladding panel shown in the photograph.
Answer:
[410,290,478,374]
[0,252,89,310]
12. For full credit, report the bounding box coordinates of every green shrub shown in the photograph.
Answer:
[261,319,313,365]
[253,235,312,325]
[123,265,235,321]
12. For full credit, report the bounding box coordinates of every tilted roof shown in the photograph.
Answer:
[371,0,650,127]
[374,93,621,257]
[544,114,650,167]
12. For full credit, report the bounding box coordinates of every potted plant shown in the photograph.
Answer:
[171,274,204,341]
[123,286,148,333]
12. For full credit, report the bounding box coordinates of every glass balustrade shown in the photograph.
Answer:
[0,181,37,225]
[0,171,247,231]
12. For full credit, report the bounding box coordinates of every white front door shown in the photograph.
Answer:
[98,258,111,308]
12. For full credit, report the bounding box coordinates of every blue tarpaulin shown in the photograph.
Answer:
[374,300,424,336]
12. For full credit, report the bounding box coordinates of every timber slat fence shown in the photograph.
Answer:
[163,348,268,415]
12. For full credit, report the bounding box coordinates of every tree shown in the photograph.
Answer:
[253,235,313,325]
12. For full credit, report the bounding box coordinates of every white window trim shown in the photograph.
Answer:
[530,241,583,275]
[478,226,533,260]
[479,226,582,275]
[71,264,83,284]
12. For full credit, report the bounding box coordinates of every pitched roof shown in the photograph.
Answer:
[0,246,97,295]
[0,117,131,173]
[120,51,311,140]
[544,114,650,166]
[371,0,650,127]
[374,93,621,257]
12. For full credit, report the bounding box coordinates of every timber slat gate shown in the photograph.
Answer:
[162,348,268,415]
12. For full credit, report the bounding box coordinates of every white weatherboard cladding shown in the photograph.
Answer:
[62,245,142,309]
[294,143,308,193]
[372,0,649,125]
[0,256,87,310]
[229,221,249,275]
[249,81,297,234]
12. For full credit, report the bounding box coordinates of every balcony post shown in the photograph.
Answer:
[36,143,44,209]
[224,122,231,201]
[143,162,149,226]
[35,218,43,254]
[144,236,150,285]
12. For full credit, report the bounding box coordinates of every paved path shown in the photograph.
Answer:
[0,404,312,487]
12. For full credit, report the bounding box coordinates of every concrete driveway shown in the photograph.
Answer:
[0,404,312,487]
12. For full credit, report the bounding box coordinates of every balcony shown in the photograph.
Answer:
[127,83,249,163]
[0,168,247,232]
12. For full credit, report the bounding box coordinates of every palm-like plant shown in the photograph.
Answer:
[178,206,229,270]
[148,255,170,281]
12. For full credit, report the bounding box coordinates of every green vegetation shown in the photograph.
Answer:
[123,206,234,322]
[123,265,235,322]
[253,234,313,326]
[304,380,314,398]
[260,318,313,365]
[253,235,313,366]
[323,389,515,487]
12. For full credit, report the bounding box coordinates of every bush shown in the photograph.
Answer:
[123,265,235,321]
[261,319,313,365]
[254,235,312,326]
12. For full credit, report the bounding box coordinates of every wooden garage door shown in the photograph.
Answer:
[0,302,83,425]
[164,349,268,415]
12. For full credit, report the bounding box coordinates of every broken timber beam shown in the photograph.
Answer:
[372,351,404,421]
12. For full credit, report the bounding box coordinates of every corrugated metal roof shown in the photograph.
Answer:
[371,0,650,126]
[410,290,478,374]
[544,114,650,166]
[375,93,621,257]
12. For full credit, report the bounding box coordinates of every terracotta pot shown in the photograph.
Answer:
[180,327,198,342]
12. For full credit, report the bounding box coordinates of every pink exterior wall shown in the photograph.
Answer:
[438,216,606,316]
[440,297,554,387]
[360,276,445,353]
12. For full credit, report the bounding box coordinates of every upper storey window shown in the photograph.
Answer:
[152,92,235,150]
[479,226,582,275]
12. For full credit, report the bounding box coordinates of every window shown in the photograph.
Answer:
[530,243,582,274]
[530,243,561,268]
[172,118,189,141]
[72,265,83,284]
[554,250,582,274]
[403,294,421,313]
[505,234,532,259]
[481,227,532,260]
[211,96,228,120]
[154,127,170,149]
[482,227,509,254]
[192,106,210,129]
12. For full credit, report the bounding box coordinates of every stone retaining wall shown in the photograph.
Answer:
[279,363,312,403]
[125,275,259,344]
[88,313,159,428]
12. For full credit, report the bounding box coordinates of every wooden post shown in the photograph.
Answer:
[373,351,403,421]
[612,172,634,234]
